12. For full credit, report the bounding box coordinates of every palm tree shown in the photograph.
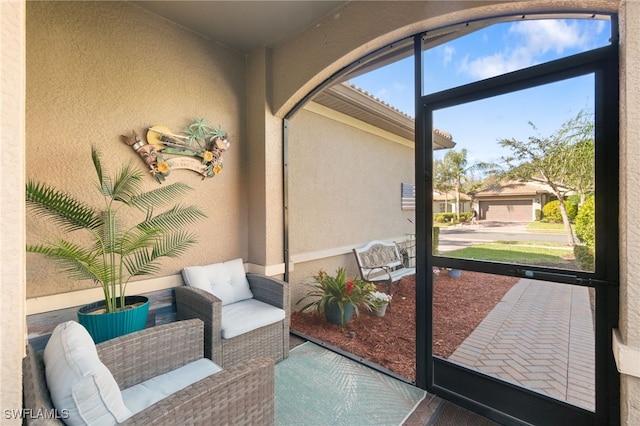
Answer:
[433,158,454,212]
[443,149,495,222]
[26,147,206,313]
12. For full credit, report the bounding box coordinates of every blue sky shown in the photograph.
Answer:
[350,18,611,165]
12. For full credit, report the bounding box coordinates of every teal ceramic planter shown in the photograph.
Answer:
[325,301,354,326]
[77,295,149,343]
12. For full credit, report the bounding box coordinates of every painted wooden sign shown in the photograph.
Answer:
[121,119,230,183]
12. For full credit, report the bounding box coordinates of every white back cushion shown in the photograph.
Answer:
[223,258,254,302]
[43,321,133,426]
[182,259,253,306]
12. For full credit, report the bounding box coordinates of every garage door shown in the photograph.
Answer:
[479,199,532,222]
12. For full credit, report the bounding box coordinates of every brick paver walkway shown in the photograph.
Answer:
[449,279,595,411]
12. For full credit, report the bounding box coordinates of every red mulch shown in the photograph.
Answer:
[291,271,518,381]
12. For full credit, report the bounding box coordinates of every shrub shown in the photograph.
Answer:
[541,199,578,223]
[574,244,594,272]
[459,212,472,222]
[434,212,471,223]
[432,227,440,255]
[575,195,595,246]
[434,212,457,223]
[535,209,543,221]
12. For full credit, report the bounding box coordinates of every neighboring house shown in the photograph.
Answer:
[433,190,472,214]
[401,186,471,214]
[469,180,556,222]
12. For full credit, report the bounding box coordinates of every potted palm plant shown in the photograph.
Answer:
[296,268,376,327]
[26,147,206,343]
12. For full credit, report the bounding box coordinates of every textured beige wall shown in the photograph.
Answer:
[1,1,26,421]
[25,2,247,297]
[246,47,285,269]
[289,106,415,254]
[619,2,640,423]
[288,105,415,306]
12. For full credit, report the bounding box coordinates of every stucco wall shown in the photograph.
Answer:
[618,2,640,424]
[288,104,415,306]
[25,2,247,297]
[1,0,26,422]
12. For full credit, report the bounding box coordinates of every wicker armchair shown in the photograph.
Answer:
[23,319,275,425]
[175,272,289,368]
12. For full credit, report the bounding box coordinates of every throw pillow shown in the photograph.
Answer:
[43,321,133,426]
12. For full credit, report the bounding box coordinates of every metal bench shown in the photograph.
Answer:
[353,240,416,294]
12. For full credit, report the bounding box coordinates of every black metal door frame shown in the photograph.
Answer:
[413,35,620,425]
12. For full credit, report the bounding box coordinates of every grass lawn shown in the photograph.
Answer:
[445,242,574,264]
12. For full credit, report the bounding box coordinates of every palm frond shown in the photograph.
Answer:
[123,231,196,277]
[123,249,162,277]
[26,181,100,232]
[26,240,99,282]
[110,162,144,203]
[93,210,126,253]
[92,147,105,192]
[129,182,194,211]
[118,227,162,255]
[138,205,206,232]
[151,231,198,259]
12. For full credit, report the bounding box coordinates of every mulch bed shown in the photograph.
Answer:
[291,271,518,381]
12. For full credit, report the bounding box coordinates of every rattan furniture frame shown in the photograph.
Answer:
[23,319,275,425]
[175,273,289,368]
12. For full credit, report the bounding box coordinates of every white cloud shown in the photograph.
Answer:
[458,19,606,80]
[508,20,590,54]
[442,46,454,66]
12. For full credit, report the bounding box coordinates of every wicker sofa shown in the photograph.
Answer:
[175,261,289,368]
[23,319,275,425]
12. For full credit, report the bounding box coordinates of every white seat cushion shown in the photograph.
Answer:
[182,259,253,306]
[221,299,286,339]
[43,321,133,426]
[121,358,222,415]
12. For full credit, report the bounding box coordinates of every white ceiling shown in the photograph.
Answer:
[132,1,347,54]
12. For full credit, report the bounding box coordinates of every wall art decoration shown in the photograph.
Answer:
[121,118,230,183]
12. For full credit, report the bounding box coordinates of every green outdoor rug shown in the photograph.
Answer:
[275,342,426,425]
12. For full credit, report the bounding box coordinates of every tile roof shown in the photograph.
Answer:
[470,181,554,197]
